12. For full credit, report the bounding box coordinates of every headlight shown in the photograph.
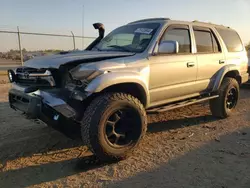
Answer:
[7,69,16,83]
[65,69,107,90]
[71,69,106,82]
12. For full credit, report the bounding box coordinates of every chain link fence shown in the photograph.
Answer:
[0,27,95,67]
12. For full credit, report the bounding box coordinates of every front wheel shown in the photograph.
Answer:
[81,93,147,161]
[209,77,239,118]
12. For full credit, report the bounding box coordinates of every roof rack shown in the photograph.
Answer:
[192,20,230,28]
[128,18,170,24]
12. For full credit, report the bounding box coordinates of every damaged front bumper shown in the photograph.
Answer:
[9,83,88,139]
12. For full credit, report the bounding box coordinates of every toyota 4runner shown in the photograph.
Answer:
[8,18,249,161]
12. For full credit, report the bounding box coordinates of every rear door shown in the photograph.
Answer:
[193,26,225,92]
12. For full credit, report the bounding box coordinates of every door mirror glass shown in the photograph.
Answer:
[158,40,179,54]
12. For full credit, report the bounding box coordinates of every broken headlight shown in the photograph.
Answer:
[66,69,106,90]
[71,69,106,81]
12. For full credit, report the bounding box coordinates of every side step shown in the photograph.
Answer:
[147,95,219,114]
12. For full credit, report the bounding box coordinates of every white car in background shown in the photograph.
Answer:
[248,50,250,72]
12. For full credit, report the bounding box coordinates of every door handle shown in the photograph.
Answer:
[219,60,225,64]
[187,62,195,68]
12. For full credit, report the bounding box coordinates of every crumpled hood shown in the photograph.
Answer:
[24,50,135,69]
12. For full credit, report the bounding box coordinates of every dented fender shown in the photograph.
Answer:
[85,70,150,106]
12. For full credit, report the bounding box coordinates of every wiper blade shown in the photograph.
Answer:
[107,45,131,52]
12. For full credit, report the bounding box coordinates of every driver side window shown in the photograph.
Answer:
[161,26,191,54]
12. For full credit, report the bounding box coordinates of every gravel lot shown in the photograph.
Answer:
[0,78,250,188]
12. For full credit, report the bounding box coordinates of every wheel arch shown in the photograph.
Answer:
[212,65,241,92]
[85,72,150,107]
[101,82,148,107]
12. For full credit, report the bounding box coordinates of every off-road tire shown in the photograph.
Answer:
[81,92,147,161]
[209,77,239,118]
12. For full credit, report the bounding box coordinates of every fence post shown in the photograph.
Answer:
[71,31,76,50]
[17,26,23,65]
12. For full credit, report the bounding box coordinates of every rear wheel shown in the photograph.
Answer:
[209,77,239,118]
[81,93,147,161]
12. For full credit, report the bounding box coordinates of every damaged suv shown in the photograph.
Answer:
[8,18,249,160]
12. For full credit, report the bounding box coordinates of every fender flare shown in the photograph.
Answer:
[212,64,240,92]
[85,71,150,107]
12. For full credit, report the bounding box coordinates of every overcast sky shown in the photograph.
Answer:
[1,0,250,51]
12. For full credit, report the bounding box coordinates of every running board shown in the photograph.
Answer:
[147,95,219,114]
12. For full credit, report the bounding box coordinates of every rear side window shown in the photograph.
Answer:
[161,26,191,53]
[193,27,221,53]
[216,28,243,52]
[194,30,213,53]
[212,34,220,53]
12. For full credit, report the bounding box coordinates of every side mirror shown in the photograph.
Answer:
[158,40,179,54]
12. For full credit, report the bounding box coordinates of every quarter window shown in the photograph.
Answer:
[161,27,191,53]
[216,28,243,52]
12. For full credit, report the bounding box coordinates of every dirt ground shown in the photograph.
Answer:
[0,78,250,188]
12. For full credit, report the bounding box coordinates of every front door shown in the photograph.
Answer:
[149,25,198,107]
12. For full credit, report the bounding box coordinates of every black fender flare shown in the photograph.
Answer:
[212,64,240,92]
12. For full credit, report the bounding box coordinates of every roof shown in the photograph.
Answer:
[127,18,231,29]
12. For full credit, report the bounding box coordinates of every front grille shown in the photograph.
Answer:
[16,67,46,74]
[15,67,55,87]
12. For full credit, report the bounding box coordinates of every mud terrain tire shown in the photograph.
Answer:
[81,92,147,161]
[209,77,239,118]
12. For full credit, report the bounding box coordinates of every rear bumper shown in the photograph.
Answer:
[241,72,249,84]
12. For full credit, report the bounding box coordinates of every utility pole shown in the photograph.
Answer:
[17,26,24,65]
[82,5,84,49]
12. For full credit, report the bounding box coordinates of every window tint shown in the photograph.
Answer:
[194,30,213,53]
[212,33,220,53]
[216,28,243,52]
[162,28,191,53]
[102,34,133,48]
[96,23,160,53]
[194,28,221,53]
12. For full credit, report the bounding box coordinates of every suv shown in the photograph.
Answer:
[8,18,249,161]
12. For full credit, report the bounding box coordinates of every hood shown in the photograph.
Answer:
[24,50,135,69]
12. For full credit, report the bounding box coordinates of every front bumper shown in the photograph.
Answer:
[8,84,87,139]
[9,84,77,119]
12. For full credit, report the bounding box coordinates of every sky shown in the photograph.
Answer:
[1,0,250,52]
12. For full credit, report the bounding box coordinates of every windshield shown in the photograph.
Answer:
[93,23,160,53]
